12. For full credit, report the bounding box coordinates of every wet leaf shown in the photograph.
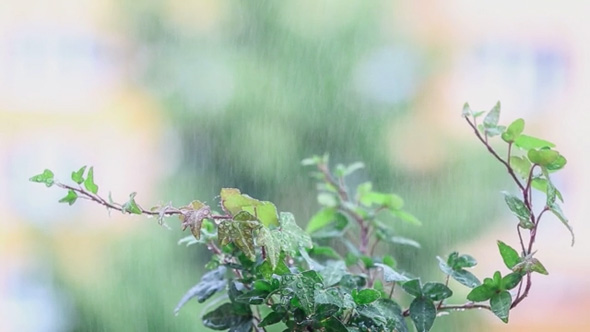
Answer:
[258,311,285,327]
[502,191,530,222]
[352,288,380,305]
[497,241,521,269]
[501,273,522,290]
[256,227,281,269]
[174,266,227,314]
[83,166,98,194]
[409,297,436,332]
[423,282,452,301]
[402,279,422,297]
[202,303,251,330]
[490,291,512,323]
[29,169,54,187]
[466,284,495,302]
[275,212,312,257]
[217,219,260,261]
[374,263,410,283]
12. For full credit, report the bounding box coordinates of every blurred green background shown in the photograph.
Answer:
[2,1,586,331]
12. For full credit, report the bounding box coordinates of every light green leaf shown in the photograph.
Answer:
[531,178,564,202]
[546,155,567,171]
[58,189,78,205]
[514,135,555,151]
[375,263,410,283]
[530,258,549,275]
[497,241,521,269]
[466,284,495,302]
[483,101,501,128]
[275,212,312,256]
[256,227,281,269]
[548,202,574,246]
[490,291,512,323]
[502,191,531,222]
[317,193,338,207]
[392,210,422,225]
[71,166,86,184]
[83,166,98,194]
[501,118,525,143]
[409,297,436,332]
[121,192,142,215]
[352,289,381,305]
[29,169,54,187]
[220,188,279,227]
[528,149,560,166]
[509,156,532,179]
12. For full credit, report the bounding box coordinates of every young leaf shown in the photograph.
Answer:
[220,188,279,227]
[527,149,560,166]
[548,202,575,246]
[529,258,549,275]
[217,220,260,261]
[409,297,436,332]
[121,192,142,215]
[174,266,227,314]
[509,156,532,179]
[274,212,313,257]
[83,166,98,194]
[58,189,78,206]
[483,101,501,128]
[514,135,555,150]
[461,103,472,118]
[501,118,525,143]
[497,241,521,269]
[502,192,531,221]
[71,166,86,184]
[258,311,285,327]
[256,227,281,269]
[29,169,54,187]
[352,288,381,305]
[490,291,512,323]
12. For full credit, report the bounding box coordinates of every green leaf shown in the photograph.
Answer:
[461,102,472,118]
[218,219,260,261]
[502,191,531,222]
[527,149,560,166]
[371,299,408,332]
[235,289,270,305]
[29,169,54,187]
[306,208,336,233]
[220,188,279,227]
[422,282,452,301]
[451,269,481,288]
[501,273,522,290]
[121,192,142,215]
[352,288,381,305]
[377,232,421,248]
[409,297,436,332]
[497,241,521,269]
[308,246,341,260]
[490,291,512,323]
[320,317,348,332]
[546,155,567,171]
[391,210,422,225]
[529,258,549,275]
[258,311,285,327]
[58,189,78,205]
[174,266,227,314]
[402,279,422,297]
[256,227,281,269]
[178,200,211,240]
[317,193,338,207]
[447,252,477,269]
[492,271,502,287]
[374,263,410,282]
[509,156,532,179]
[319,261,347,287]
[383,255,396,268]
[466,284,495,302]
[274,212,313,256]
[548,202,575,246]
[71,166,86,184]
[483,101,501,128]
[83,166,98,194]
[437,255,480,288]
[202,303,251,330]
[531,178,564,202]
[281,271,321,314]
[501,118,525,143]
[514,135,555,150]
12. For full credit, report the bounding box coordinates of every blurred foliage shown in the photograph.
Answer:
[57,1,508,331]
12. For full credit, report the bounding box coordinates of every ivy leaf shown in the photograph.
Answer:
[121,192,142,214]
[497,241,521,270]
[29,169,54,187]
[514,135,555,151]
[548,202,575,246]
[71,166,86,184]
[409,297,436,332]
[502,192,531,222]
[422,282,452,301]
[202,303,251,330]
[319,261,347,287]
[281,271,322,314]
[220,188,278,227]
[374,263,410,282]
[256,227,281,269]
[83,166,98,194]
[275,212,312,257]
[174,266,227,314]
[501,118,525,143]
[372,299,408,332]
[490,291,512,323]
[218,219,260,261]
[352,289,381,305]
[306,208,336,233]
[58,189,78,205]
[179,201,211,240]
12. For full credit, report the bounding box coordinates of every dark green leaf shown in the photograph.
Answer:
[314,303,340,319]
[466,284,495,302]
[374,263,410,283]
[320,317,348,332]
[29,169,54,187]
[502,191,531,222]
[402,279,422,297]
[490,291,512,323]
[235,289,269,305]
[514,135,555,150]
[391,210,422,225]
[423,282,453,301]
[202,303,251,330]
[409,297,436,332]
[497,241,521,269]
[352,288,381,305]
[83,166,98,194]
[501,273,522,291]
[58,189,78,205]
[372,299,408,332]
[71,166,86,184]
[121,192,142,215]
[258,311,284,327]
[174,266,227,314]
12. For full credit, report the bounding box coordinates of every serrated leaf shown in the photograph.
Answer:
[352,288,381,305]
[423,282,452,301]
[256,227,281,269]
[409,297,436,332]
[497,241,521,269]
[275,212,312,257]
[509,156,532,179]
[375,263,410,283]
[202,303,251,330]
[71,166,86,184]
[121,192,142,215]
[83,166,98,194]
[29,169,54,187]
[548,202,575,246]
[514,135,555,151]
[220,188,279,227]
[58,189,78,205]
[174,266,227,314]
[502,191,530,222]
[490,291,512,323]
[217,219,260,261]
